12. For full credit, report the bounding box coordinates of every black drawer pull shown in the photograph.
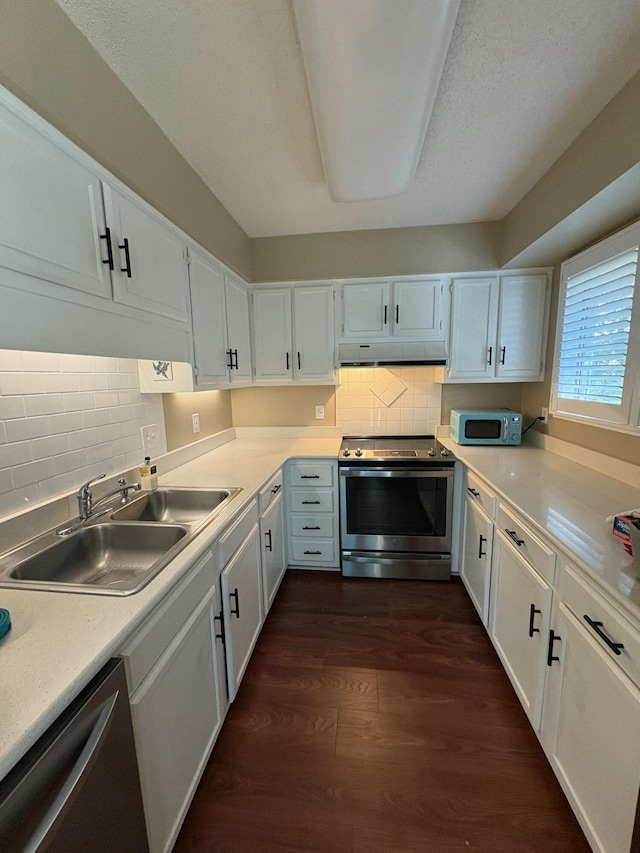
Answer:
[467,487,480,497]
[505,529,524,547]
[300,474,320,479]
[119,236,132,277]
[304,550,322,555]
[303,526,321,530]
[271,484,281,495]
[99,227,114,270]
[528,603,541,637]
[547,630,561,666]
[301,500,321,505]
[214,610,225,644]
[583,615,624,655]
[230,588,240,618]
[478,534,487,558]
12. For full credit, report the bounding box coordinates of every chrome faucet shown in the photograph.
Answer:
[77,473,142,520]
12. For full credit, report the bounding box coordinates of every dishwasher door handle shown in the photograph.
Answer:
[25,691,119,852]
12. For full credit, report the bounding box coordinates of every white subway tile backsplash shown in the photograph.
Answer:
[0,350,166,521]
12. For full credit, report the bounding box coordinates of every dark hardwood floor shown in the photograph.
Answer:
[174,572,590,853]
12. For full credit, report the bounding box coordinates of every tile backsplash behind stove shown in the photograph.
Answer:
[335,367,442,435]
[0,350,165,521]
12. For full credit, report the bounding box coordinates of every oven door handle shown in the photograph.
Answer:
[339,468,454,478]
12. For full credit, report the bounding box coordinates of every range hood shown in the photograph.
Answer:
[338,341,447,367]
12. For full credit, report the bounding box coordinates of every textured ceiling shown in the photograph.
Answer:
[54,0,640,238]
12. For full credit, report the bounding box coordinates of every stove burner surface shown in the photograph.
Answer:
[338,434,455,464]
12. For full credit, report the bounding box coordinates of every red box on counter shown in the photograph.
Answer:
[612,515,635,555]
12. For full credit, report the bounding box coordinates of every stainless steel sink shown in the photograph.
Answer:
[0,486,242,596]
[110,487,241,525]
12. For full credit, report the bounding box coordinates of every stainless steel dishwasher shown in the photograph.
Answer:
[0,658,148,852]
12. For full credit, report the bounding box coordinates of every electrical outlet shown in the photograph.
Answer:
[141,424,161,453]
[540,407,548,423]
[315,405,325,420]
[192,413,200,433]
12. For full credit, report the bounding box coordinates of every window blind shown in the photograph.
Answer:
[557,247,637,405]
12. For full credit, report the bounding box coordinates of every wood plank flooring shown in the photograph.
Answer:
[174,572,590,853]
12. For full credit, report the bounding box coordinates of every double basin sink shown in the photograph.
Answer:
[0,487,241,596]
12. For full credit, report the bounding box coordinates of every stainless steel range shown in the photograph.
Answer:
[338,435,456,581]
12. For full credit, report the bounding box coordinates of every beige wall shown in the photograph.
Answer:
[231,386,336,427]
[0,0,252,280]
[441,384,523,424]
[163,390,233,451]
[252,222,501,282]
[520,266,640,464]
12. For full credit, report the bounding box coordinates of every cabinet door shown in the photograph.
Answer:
[260,494,286,613]
[489,532,552,729]
[392,279,442,339]
[0,103,111,298]
[341,282,390,339]
[293,285,335,381]
[130,587,221,853]
[496,274,547,379]
[543,604,640,853]
[252,288,293,381]
[225,273,253,383]
[221,524,263,700]
[448,277,499,379]
[188,247,230,387]
[460,497,494,626]
[103,183,190,324]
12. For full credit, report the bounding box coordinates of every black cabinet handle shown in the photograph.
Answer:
[230,588,240,618]
[271,484,281,495]
[297,351,301,370]
[583,615,624,655]
[301,500,321,505]
[304,550,322,555]
[265,529,273,552]
[99,227,114,270]
[528,604,542,637]
[214,610,225,644]
[500,346,506,365]
[226,348,234,370]
[384,305,388,325]
[478,534,487,558]
[488,346,493,366]
[467,487,480,497]
[547,629,561,666]
[395,304,399,323]
[505,529,524,547]
[300,474,320,479]
[232,349,239,370]
[119,237,132,277]
[303,526,321,530]
[286,351,290,370]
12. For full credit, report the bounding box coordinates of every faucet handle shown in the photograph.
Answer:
[79,472,106,495]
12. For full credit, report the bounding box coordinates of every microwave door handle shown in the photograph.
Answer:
[503,416,509,442]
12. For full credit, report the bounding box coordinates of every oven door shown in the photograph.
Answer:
[339,467,454,553]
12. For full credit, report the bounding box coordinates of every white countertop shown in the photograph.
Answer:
[442,438,640,617]
[0,435,340,779]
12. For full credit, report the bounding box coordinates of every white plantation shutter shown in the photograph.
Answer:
[552,222,640,429]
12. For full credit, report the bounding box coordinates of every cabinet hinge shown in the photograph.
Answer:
[194,365,198,376]
[440,283,443,294]
[183,247,190,265]
[449,282,454,293]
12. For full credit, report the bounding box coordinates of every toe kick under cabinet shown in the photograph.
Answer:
[286,458,340,570]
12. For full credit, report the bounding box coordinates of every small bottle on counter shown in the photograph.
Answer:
[139,456,158,491]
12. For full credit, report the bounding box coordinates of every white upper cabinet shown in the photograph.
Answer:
[341,278,443,341]
[0,103,111,299]
[224,272,253,384]
[102,184,190,324]
[252,284,335,384]
[445,272,550,382]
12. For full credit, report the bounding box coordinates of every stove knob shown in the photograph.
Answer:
[355,448,362,457]
[343,449,350,457]
[440,448,450,456]
[427,448,436,457]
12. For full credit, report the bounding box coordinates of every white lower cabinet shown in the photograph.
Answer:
[286,458,340,569]
[541,566,640,853]
[121,551,222,853]
[218,501,264,701]
[460,494,494,626]
[259,475,286,613]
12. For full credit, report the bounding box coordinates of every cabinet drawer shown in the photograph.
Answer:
[216,499,259,569]
[497,502,556,584]
[259,469,283,514]
[288,489,335,514]
[464,470,497,518]
[121,550,215,694]
[290,538,338,564]
[290,514,335,539]
[561,562,640,688]
[288,460,334,487]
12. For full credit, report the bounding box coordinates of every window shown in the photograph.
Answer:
[550,221,640,431]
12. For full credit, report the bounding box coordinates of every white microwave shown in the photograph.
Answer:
[450,410,522,446]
